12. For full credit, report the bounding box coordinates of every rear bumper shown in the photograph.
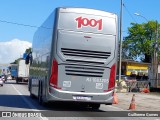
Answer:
[46,87,114,104]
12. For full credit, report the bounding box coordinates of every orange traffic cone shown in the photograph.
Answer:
[129,94,135,110]
[112,92,118,104]
[141,85,150,93]
[143,88,150,93]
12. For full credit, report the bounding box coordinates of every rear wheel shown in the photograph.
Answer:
[38,88,43,105]
[38,82,46,106]
[90,104,100,110]
[30,92,35,98]
[29,80,36,99]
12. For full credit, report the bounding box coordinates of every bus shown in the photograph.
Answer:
[27,7,118,109]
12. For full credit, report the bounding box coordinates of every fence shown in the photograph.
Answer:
[148,79,160,89]
[126,81,149,92]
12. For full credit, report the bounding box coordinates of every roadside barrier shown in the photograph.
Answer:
[127,81,149,92]
[129,94,136,110]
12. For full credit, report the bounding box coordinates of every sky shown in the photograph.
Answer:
[0,0,160,64]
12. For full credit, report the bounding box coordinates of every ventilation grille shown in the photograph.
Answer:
[66,59,104,66]
[61,48,111,59]
[65,65,104,77]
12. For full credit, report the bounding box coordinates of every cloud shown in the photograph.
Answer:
[0,39,32,64]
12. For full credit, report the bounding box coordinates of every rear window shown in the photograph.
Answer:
[58,12,116,35]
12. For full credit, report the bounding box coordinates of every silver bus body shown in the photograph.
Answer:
[29,7,118,107]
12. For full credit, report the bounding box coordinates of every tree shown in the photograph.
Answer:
[122,21,160,63]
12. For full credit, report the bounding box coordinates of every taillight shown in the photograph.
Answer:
[108,64,116,91]
[49,59,61,89]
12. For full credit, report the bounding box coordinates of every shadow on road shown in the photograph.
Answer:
[0,94,31,109]
[0,94,105,112]
[45,102,104,112]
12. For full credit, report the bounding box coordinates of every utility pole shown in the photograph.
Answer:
[118,0,123,82]
[153,20,159,88]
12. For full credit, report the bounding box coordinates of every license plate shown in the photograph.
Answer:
[73,96,91,101]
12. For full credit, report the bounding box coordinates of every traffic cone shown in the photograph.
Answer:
[129,94,135,110]
[112,92,118,104]
[141,85,150,93]
[143,88,150,93]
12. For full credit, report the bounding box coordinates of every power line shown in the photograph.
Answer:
[123,3,137,23]
[0,19,52,29]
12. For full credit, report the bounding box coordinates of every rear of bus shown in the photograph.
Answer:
[48,8,118,106]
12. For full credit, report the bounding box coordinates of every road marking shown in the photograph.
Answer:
[11,84,48,120]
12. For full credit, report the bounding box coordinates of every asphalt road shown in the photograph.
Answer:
[0,80,158,120]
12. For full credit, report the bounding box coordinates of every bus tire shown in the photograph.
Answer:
[29,83,35,99]
[38,81,44,105]
[91,103,100,110]
[30,92,35,98]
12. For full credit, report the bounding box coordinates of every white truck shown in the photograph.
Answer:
[16,59,29,83]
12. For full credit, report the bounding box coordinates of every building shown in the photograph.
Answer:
[118,60,160,89]
[120,60,150,76]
